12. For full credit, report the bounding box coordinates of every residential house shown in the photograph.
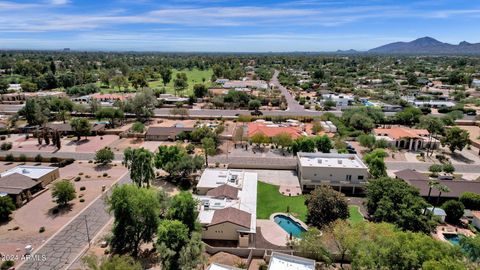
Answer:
[196,169,257,247]
[247,121,306,140]
[0,166,59,206]
[45,122,106,136]
[144,126,194,141]
[267,252,315,270]
[401,178,480,200]
[223,80,268,90]
[158,94,189,104]
[373,127,439,151]
[321,93,354,107]
[297,152,369,194]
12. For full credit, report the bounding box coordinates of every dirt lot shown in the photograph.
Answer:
[0,161,127,258]
[9,134,119,154]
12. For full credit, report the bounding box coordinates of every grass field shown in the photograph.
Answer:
[149,68,213,96]
[257,181,307,222]
[348,205,364,224]
[98,68,213,96]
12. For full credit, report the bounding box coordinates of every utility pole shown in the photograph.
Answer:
[84,215,91,247]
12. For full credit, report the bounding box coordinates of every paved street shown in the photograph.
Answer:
[18,173,131,270]
[270,70,305,112]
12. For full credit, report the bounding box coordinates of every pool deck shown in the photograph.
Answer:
[257,219,289,246]
[433,224,475,244]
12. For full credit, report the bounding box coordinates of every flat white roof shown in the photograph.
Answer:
[268,252,315,270]
[197,169,244,190]
[196,169,257,233]
[208,263,242,270]
[297,153,367,169]
[1,166,57,180]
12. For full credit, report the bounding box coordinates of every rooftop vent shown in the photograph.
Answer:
[22,169,30,174]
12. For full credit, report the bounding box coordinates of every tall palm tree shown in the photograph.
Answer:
[424,180,439,214]
[430,184,450,219]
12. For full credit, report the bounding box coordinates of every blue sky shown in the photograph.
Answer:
[0,0,479,52]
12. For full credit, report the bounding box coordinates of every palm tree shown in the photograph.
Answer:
[424,180,439,214]
[430,184,450,219]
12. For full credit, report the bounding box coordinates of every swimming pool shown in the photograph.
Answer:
[443,233,463,245]
[274,214,306,238]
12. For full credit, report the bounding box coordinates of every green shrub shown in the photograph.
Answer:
[50,157,59,163]
[103,173,108,177]
[19,154,27,162]
[460,192,480,210]
[0,135,6,140]
[442,200,465,223]
[39,226,45,233]
[79,198,85,203]
[80,186,86,191]
[5,154,14,162]
[74,176,81,182]
[0,142,12,151]
[35,154,43,162]
[1,260,15,270]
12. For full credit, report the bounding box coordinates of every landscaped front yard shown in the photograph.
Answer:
[257,181,307,222]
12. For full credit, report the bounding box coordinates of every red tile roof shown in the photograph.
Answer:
[374,127,429,140]
[247,123,304,139]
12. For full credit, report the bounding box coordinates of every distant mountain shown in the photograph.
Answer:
[369,37,480,54]
[335,49,359,54]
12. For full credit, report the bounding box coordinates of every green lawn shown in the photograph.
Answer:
[98,68,213,96]
[149,68,213,96]
[257,181,307,222]
[348,205,364,224]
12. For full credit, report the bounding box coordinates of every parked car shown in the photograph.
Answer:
[250,110,263,116]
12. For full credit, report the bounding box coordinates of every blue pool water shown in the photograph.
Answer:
[274,214,306,238]
[443,233,463,245]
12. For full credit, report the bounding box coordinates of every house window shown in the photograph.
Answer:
[346,175,352,181]
[358,175,364,180]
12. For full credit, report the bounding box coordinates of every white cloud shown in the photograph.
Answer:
[50,0,69,5]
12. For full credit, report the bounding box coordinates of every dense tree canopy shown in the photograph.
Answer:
[366,177,432,233]
[306,185,349,229]
[107,184,160,257]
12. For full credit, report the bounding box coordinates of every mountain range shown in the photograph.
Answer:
[368,37,480,54]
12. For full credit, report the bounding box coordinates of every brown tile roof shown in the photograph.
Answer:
[206,184,238,199]
[92,123,106,131]
[210,207,251,229]
[405,179,480,198]
[46,123,72,132]
[0,173,39,194]
[145,126,194,137]
[374,127,429,140]
[394,169,428,181]
[247,123,304,139]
